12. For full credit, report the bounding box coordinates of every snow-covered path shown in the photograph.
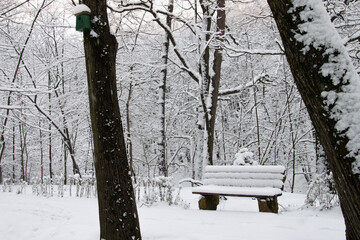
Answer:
[0,188,345,240]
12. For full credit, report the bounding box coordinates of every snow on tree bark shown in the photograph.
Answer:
[267,0,360,239]
[82,1,142,239]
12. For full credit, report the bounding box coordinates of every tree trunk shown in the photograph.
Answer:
[284,80,296,193]
[207,0,225,166]
[198,0,225,168]
[126,82,135,178]
[48,71,53,180]
[82,1,142,239]
[12,125,16,182]
[0,138,3,183]
[157,0,174,177]
[19,123,25,182]
[64,142,67,185]
[267,1,360,239]
[197,0,212,169]
[39,120,44,184]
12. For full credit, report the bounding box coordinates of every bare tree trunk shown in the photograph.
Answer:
[48,72,53,180]
[64,142,67,184]
[82,1,142,239]
[267,1,360,238]
[12,124,16,182]
[24,137,29,183]
[245,33,262,163]
[198,0,225,168]
[126,82,134,177]
[157,0,174,177]
[0,140,3,183]
[284,80,296,193]
[207,0,225,166]
[197,0,212,170]
[19,123,25,181]
[39,120,44,184]
[0,134,3,183]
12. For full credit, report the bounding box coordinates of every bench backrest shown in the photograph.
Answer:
[203,165,285,190]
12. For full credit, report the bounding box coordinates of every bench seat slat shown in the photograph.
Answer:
[203,178,284,189]
[205,165,285,174]
[192,185,282,197]
[203,172,284,180]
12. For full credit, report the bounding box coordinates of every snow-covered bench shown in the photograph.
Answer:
[192,165,286,213]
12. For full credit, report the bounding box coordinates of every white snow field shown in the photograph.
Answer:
[0,187,345,240]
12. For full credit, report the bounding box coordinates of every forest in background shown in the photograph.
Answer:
[0,0,359,193]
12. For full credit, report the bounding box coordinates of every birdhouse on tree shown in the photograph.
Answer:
[73,4,91,32]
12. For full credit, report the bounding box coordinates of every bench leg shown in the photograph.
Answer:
[257,197,279,213]
[198,195,219,210]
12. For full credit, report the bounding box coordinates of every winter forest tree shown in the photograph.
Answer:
[81,0,142,239]
[0,0,359,239]
[267,0,360,239]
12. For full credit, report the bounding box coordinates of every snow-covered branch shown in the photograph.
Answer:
[225,44,284,56]
[0,87,51,95]
[0,105,28,110]
[343,30,360,45]
[218,74,271,96]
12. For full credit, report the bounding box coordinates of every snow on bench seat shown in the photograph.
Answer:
[204,165,285,173]
[192,185,283,198]
[203,178,284,189]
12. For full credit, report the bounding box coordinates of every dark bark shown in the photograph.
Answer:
[197,0,212,168]
[12,125,16,182]
[157,0,174,177]
[39,121,44,184]
[64,142,67,185]
[207,0,225,166]
[198,0,225,166]
[267,1,360,239]
[285,80,296,193]
[19,123,25,182]
[48,72,53,180]
[126,83,135,178]
[82,1,142,239]
[0,138,3,183]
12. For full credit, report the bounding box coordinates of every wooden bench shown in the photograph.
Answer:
[192,165,286,213]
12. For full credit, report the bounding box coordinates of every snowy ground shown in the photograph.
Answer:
[0,187,345,240]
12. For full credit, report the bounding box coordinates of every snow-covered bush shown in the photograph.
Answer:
[173,186,190,209]
[56,175,64,197]
[154,176,173,204]
[2,178,12,192]
[233,148,258,166]
[305,172,338,210]
[74,173,81,197]
[41,176,53,197]
[16,180,27,194]
[80,174,95,198]
[137,176,182,206]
